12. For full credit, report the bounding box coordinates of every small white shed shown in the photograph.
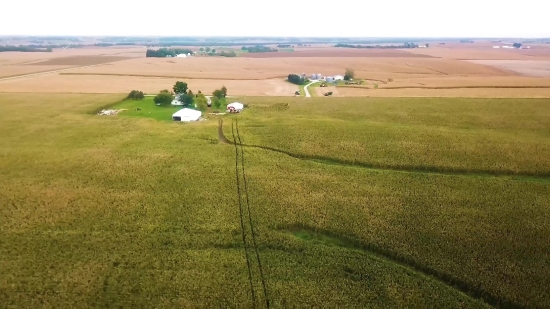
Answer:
[333,75,344,81]
[227,102,244,113]
[172,108,202,122]
[176,54,187,58]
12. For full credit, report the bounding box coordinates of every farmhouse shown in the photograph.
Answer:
[172,108,202,122]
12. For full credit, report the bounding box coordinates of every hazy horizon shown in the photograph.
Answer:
[1,0,549,37]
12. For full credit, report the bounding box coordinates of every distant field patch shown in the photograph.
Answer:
[467,60,550,77]
[28,56,131,66]
[241,49,435,58]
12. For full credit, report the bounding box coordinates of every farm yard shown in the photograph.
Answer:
[1,40,550,309]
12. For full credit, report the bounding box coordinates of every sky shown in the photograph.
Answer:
[1,0,549,38]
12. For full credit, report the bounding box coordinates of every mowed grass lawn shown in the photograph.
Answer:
[1,93,549,308]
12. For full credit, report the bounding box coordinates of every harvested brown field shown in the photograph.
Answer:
[241,48,434,58]
[68,56,511,80]
[467,60,550,77]
[0,65,73,78]
[27,56,132,66]
[334,86,550,98]
[405,46,550,60]
[0,74,297,96]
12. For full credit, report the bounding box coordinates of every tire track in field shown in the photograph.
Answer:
[217,119,550,181]
[279,223,527,309]
[235,120,271,309]
[231,121,257,308]
[222,120,529,309]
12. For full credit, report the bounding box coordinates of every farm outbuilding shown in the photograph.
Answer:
[171,98,183,106]
[176,54,187,58]
[227,102,244,113]
[172,108,202,122]
[333,75,344,81]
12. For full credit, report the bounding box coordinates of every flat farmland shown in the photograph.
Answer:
[240,48,434,58]
[405,46,550,60]
[1,94,549,308]
[62,56,511,80]
[334,86,550,98]
[0,73,297,96]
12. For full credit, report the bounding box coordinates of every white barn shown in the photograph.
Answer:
[172,108,202,122]
[227,102,244,113]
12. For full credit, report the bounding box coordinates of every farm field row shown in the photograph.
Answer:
[1,93,548,308]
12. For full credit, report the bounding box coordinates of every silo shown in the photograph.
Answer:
[326,76,334,83]
[316,74,322,79]
[311,74,317,80]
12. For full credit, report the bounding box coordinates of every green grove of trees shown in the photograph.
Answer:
[344,68,355,81]
[241,45,277,53]
[146,48,193,57]
[127,90,145,100]
[288,74,307,85]
[212,85,228,99]
[154,90,174,106]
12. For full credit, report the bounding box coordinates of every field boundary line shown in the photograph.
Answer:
[59,72,288,80]
[231,121,257,308]
[235,120,271,309]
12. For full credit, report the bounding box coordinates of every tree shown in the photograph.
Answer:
[426,43,430,48]
[154,91,174,106]
[199,47,204,52]
[211,49,216,53]
[344,68,355,81]
[188,90,194,98]
[212,89,224,99]
[127,90,144,100]
[211,96,222,109]
[178,93,194,107]
[221,85,228,98]
[205,47,211,53]
[194,95,208,112]
[287,74,306,85]
[173,81,188,94]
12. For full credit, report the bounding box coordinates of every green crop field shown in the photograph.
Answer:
[1,93,549,308]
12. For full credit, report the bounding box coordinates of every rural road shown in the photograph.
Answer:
[0,64,104,82]
[304,80,318,98]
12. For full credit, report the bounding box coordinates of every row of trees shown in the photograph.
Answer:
[335,43,421,49]
[287,74,308,85]
[146,48,193,57]
[126,82,228,112]
[0,46,53,52]
[241,45,277,53]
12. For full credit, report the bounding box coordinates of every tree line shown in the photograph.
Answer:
[335,43,421,49]
[0,46,52,53]
[146,48,193,58]
[241,45,277,53]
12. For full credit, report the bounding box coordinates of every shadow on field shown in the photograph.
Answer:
[217,119,550,181]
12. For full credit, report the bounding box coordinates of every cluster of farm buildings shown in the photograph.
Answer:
[301,73,345,83]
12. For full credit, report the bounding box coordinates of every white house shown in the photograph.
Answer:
[171,98,183,106]
[227,102,244,113]
[172,108,202,122]
[176,54,187,58]
[333,75,344,81]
